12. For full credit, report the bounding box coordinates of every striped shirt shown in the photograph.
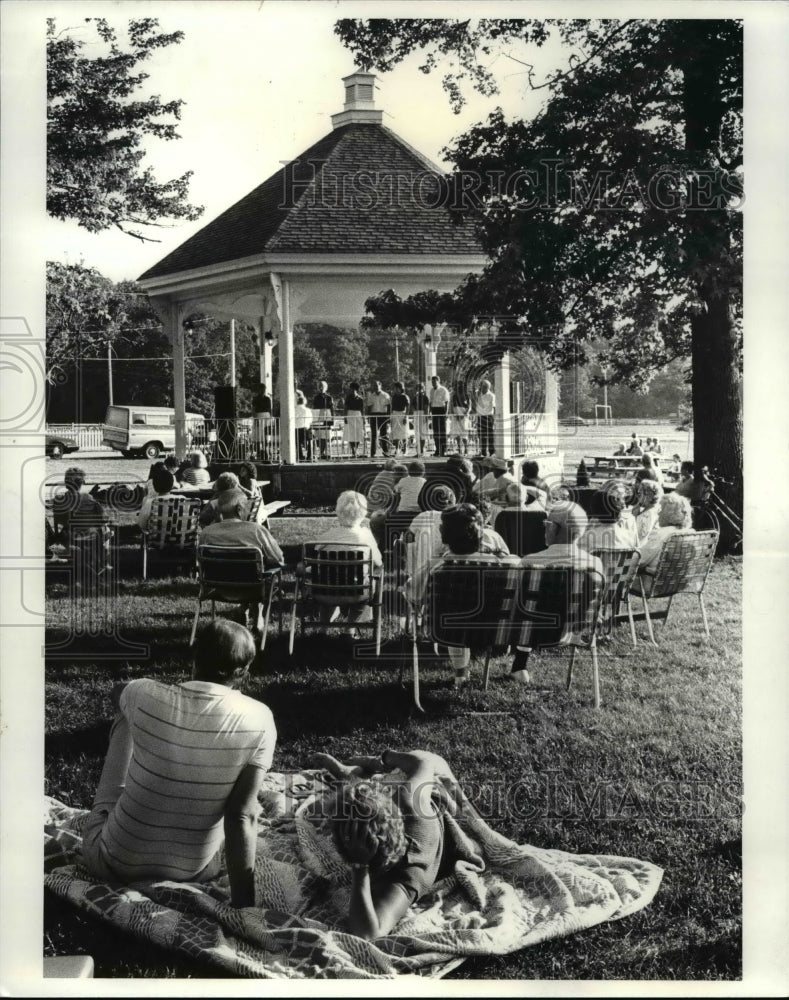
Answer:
[97,679,275,881]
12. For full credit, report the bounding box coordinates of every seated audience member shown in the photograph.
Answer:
[146,456,180,494]
[520,460,551,507]
[313,491,383,630]
[393,460,426,512]
[366,459,402,513]
[137,468,176,533]
[631,479,663,543]
[403,486,457,600]
[674,460,695,495]
[445,454,477,503]
[82,620,276,907]
[237,462,262,499]
[613,442,627,456]
[50,468,111,576]
[634,452,663,486]
[416,455,472,512]
[637,493,694,575]
[410,504,509,687]
[201,491,284,631]
[578,485,639,552]
[626,434,643,457]
[478,456,516,503]
[181,451,211,486]
[508,501,604,685]
[667,453,683,477]
[473,498,511,557]
[652,437,663,455]
[199,472,243,528]
[405,502,508,605]
[674,463,714,503]
[503,482,531,509]
[644,437,654,452]
[313,748,469,939]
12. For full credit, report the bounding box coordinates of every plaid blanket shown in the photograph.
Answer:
[45,770,663,979]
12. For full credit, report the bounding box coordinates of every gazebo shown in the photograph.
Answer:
[138,72,559,470]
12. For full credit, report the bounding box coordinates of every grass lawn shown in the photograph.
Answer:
[44,518,741,981]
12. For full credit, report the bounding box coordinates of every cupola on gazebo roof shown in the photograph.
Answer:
[140,71,483,282]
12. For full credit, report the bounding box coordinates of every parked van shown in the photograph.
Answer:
[103,405,205,459]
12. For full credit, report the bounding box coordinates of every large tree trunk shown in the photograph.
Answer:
[690,287,743,545]
[682,21,743,549]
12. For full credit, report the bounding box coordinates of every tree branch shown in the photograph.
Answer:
[504,20,636,91]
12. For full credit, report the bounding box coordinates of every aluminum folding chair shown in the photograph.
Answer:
[496,563,607,708]
[409,555,522,711]
[190,545,283,650]
[141,495,201,579]
[629,530,718,645]
[591,547,642,647]
[289,543,382,656]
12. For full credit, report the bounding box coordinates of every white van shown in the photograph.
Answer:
[103,405,205,459]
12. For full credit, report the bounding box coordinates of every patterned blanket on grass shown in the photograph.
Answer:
[45,770,663,979]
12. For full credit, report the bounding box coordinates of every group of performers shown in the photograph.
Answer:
[289,378,498,461]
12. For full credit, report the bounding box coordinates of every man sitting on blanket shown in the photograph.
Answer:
[82,620,276,907]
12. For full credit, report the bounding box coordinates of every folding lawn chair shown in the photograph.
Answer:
[190,545,283,650]
[289,543,383,656]
[140,495,201,579]
[492,563,607,708]
[408,554,522,711]
[629,529,718,645]
[591,547,642,646]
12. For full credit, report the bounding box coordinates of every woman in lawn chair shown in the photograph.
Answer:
[313,491,383,632]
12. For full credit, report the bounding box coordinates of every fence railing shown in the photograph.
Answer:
[48,413,559,463]
[47,424,112,451]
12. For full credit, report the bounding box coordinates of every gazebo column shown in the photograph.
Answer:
[493,351,511,458]
[544,369,559,451]
[279,278,297,463]
[169,301,188,460]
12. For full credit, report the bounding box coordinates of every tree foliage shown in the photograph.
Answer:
[337,18,743,514]
[47,17,203,241]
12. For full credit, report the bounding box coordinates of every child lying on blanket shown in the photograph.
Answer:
[312,749,469,940]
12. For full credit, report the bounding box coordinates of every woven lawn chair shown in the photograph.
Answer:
[492,509,548,557]
[190,546,283,650]
[591,547,642,647]
[140,495,201,579]
[492,563,607,708]
[289,543,383,656]
[629,529,718,645]
[409,555,522,711]
[245,494,263,522]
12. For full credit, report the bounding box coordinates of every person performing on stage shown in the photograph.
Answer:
[313,381,334,460]
[428,375,450,458]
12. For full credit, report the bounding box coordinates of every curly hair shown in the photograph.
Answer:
[658,492,693,529]
[335,490,368,527]
[440,503,484,554]
[331,781,407,872]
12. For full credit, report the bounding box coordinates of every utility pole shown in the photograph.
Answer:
[107,341,113,405]
[394,327,400,383]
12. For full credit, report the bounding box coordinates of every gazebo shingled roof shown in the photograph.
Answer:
[139,123,484,281]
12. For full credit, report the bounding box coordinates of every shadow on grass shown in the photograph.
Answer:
[46,723,111,760]
[45,626,189,664]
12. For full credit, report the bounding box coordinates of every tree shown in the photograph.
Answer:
[336,18,743,526]
[47,17,203,241]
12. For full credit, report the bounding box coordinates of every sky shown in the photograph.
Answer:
[42,0,567,283]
